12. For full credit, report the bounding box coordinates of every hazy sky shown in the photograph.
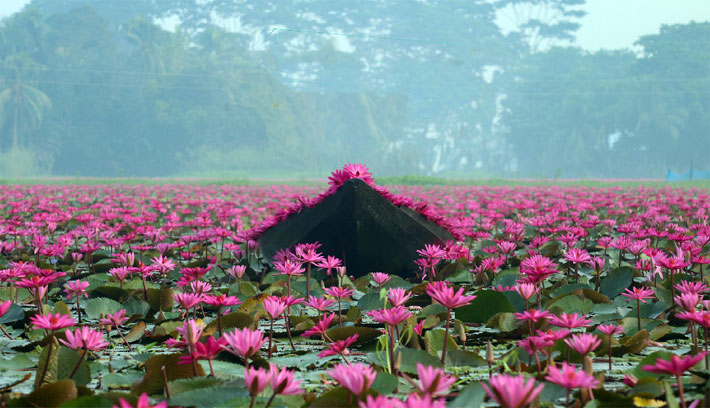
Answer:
[0,0,708,51]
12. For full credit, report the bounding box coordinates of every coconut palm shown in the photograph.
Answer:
[0,55,52,151]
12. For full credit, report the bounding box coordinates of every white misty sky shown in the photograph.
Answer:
[0,0,708,51]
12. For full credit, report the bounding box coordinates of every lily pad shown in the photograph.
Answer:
[370,372,398,395]
[168,376,225,396]
[445,349,487,367]
[169,384,249,408]
[599,267,634,299]
[325,326,382,346]
[0,303,24,324]
[84,297,123,320]
[549,294,594,314]
[456,290,514,323]
[131,353,205,396]
[396,347,443,374]
[123,321,146,343]
[26,379,78,408]
[450,382,486,408]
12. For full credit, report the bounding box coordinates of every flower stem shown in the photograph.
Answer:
[306,263,311,300]
[217,307,223,337]
[69,350,86,379]
[676,375,687,408]
[161,365,171,398]
[388,325,396,375]
[117,325,133,351]
[608,333,612,371]
[0,324,13,340]
[38,331,54,386]
[704,327,709,369]
[142,276,148,300]
[284,315,296,352]
[268,318,274,358]
[441,308,451,365]
[264,392,277,408]
[637,299,642,331]
[338,299,342,327]
[76,297,82,325]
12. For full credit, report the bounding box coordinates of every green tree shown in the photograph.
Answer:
[0,55,52,151]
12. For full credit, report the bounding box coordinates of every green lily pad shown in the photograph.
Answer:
[84,297,123,320]
[549,294,594,314]
[371,372,398,395]
[0,303,24,324]
[325,326,382,346]
[396,347,443,374]
[26,379,78,408]
[456,290,514,323]
[131,353,205,396]
[450,382,486,407]
[599,267,634,299]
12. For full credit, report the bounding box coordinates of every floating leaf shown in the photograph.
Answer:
[205,311,252,335]
[168,377,225,396]
[630,351,675,380]
[593,389,635,406]
[649,324,671,342]
[123,321,146,343]
[58,395,114,408]
[633,396,668,407]
[600,267,634,299]
[419,303,447,317]
[551,283,591,298]
[35,336,60,388]
[325,326,382,346]
[456,290,514,323]
[425,329,458,356]
[229,281,258,297]
[370,372,398,395]
[169,384,249,408]
[549,294,594,314]
[310,386,369,408]
[53,301,71,316]
[102,372,143,388]
[346,306,362,323]
[445,349,486,367]
[26,379,78,408]
[450,382,486,407]
[492,269,518,288]
[498,312,517,332]
[84,297,123,320]
[90,286,130,302]
[146,287,174,312]
[582,289,612,304]
[357,292,384,311]
[630,378,664,398]
[56,346,91,387]
[131,353,205,396]
[396,347,443,374]
[0,302,24,324]
[625,301,670,320]
[382,276,414,290]
[0,353,34,370]
[123,298,151,318]
[620,330,650,354]
[663,381,680,408]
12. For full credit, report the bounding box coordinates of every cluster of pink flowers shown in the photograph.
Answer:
[0,168,709,408]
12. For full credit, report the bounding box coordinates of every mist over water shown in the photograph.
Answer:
[0,0,707,179]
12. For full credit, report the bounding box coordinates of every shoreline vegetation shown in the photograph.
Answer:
[0,176,707,189]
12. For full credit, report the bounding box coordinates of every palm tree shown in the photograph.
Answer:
[0,55,52,151]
